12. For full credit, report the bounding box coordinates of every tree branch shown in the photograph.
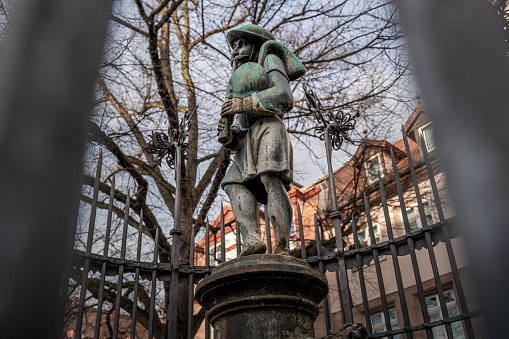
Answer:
[110,14,149,37]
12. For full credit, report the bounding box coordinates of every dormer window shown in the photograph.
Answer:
[364,154,382,185]
[419,122,435,152]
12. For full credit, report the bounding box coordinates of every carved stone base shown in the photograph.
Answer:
[195,254,328,339]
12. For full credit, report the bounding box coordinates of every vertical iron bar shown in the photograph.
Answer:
[265,207,272,254]
[148,228,159,339]
[168,228,183,339]
[236,220,241,257]
[378,175,413,338]
[324,127,354,324]
[298,204,306,258]
[421,137,475,338]
[205,219,211,339]
[351,214,371,333]
[220,201,226,263]
[363,193,393,339]
[206,219,210,269]
[75,151,102,339]
[390,148,433,339]
[314,214,331,334]
[112,189,130,339]
[94,174,115,339]
[402,127,454,339]
[188,226,195,339]
[168,144,184,339]
[334,271,346,326]
[130,209,144,339]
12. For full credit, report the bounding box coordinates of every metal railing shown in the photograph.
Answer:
[69,121,484,338]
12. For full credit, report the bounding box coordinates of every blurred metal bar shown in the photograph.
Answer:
[396,0,509,336]
[113,190,130,339]
[402,128,453,339]
[94,175,115,339]
[351,214,371,333]
[378,175,413,338]
[0,1,111,337]
[148,228,159,339]
[314,214,331,334]
[76,152,102,338]
[390,149,433,339]
[130,210,144,339]
[363,193,393,338]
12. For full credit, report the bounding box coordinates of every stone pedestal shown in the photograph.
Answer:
[195,254,328,339]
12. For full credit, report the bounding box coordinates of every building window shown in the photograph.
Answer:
[426,290,465,339]
[405,200,434,232]
[357,223,382,248]
[364,154,382,185]
[209,231,238,264]
[419,122,436,152]
[209,243,221,265]
[371,308,401,339]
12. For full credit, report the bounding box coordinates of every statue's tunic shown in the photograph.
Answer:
[221,54,293,204]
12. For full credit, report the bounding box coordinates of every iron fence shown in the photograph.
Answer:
[68,124,484,339]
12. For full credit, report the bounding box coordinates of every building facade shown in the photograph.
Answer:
[197,104,487,338]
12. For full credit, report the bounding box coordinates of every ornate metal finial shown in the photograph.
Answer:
[303,84,358,150]
[145,107,197,168]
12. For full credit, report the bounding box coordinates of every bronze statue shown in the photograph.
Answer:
[217,24,305,256]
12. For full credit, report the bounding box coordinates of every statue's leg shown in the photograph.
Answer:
[260,173,292,255]
[223,183,267,256]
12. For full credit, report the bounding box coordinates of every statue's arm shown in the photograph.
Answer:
[256,70,294,114]
[221,55,294,117]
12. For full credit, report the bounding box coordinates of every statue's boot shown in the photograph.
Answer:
[274,236,290,255]
[240,235,267,256]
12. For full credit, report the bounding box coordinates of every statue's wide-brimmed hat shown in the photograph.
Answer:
[227,24,275,47]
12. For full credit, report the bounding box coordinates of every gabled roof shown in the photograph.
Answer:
[350,139,406,167]
[403,103,426,132]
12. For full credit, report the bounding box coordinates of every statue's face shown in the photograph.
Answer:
[231,38,254,67]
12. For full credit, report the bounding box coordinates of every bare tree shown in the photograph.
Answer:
[1,0,411,338]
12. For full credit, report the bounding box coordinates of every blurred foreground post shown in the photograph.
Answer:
[0,0,110,337]
[398,0,509,337]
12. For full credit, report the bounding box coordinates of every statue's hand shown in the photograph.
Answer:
[222,93,277,117]
[221,97,243,116]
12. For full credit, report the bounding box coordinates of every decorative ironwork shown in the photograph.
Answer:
[145,107,197,168]
[303,84,358,150]
[71,129,480,339]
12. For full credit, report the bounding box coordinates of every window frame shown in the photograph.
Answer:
[364,153,383,185]
[419,122,436,152]
[405,199,434,232]
[425,290,466,339]
[370,308,401,339]
[357,223,382,248]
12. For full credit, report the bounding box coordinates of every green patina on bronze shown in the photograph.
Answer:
[227,62,268,98]
[218,24,304,257]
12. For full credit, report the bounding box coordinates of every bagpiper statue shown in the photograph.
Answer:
[217,24,305,256]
